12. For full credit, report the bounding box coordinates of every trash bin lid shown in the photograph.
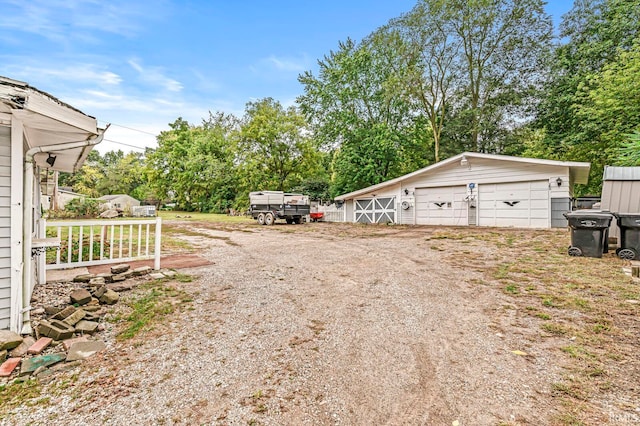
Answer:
[564,210,613,228]
[613,213,640,228]
[564,210,613,219]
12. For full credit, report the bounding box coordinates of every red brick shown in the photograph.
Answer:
[0,357,21,377]
[27,337,53,355]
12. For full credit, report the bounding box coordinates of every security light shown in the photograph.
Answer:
[46,153,57,167]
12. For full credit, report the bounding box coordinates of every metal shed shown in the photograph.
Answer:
[600,166,640,240]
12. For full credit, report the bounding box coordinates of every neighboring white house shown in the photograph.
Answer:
[334,152,591,229]
[99,194,140,212]
[600,166,640,240]
[41,187,85,211]
[0,76,105,332]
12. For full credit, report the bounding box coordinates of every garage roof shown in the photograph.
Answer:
[335,152,591,201]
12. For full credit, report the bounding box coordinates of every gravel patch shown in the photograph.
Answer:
[2,223,564,425]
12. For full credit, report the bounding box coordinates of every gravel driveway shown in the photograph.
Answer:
[4,222,563,425]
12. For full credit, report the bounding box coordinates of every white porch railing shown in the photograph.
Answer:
[43,217,162,271]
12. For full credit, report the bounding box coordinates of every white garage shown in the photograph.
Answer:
[335,152,591,229]
[477,181,550,228]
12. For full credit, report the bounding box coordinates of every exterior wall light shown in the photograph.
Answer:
[556,177,562,187]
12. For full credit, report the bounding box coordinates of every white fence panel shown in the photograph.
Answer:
[320,209,344,222]
[45,217,162,270]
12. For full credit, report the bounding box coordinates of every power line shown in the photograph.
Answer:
[100,121,159,136]
[103,139,152,151]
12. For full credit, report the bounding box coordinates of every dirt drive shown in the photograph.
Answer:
[4,221,639,425]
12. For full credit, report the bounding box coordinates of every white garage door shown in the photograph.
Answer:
[478,181,549,228]
[354,197,396,224]
[415,186,468,226]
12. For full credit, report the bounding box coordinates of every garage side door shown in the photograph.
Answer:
[415,186,467,226]
[354,197,396,224]
[478,181,549,228]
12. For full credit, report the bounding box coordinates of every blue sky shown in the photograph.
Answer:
[0,0,574,153]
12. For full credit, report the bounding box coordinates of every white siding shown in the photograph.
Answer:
[399,197,415,225]
[478,181,550,228]
[0,125,10,329]
[401,158,570,189]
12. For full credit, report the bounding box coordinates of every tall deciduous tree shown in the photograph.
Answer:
[237,98,319,194]
[298,37,430,196]
[147,114,238,212]
[442,0,552,153]
[534,0,640,194]
[388,2,461,162]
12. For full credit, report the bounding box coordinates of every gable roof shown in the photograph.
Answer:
[335,152,591,201]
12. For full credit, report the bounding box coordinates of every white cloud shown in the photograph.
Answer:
[0,0,169,41]
[1,62,122,87]
[265,55,309,72]
[128,58,183,93]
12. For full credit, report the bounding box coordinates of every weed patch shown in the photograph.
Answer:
[117,281,192,340]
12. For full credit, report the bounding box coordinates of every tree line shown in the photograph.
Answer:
[63,0,640,212]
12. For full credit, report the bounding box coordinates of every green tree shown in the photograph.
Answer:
[534,0,640,194]
[60,150,106,197]
[388,1,461,162]
[97,151,147,196]
[237,98,318,194]
[442,0,552,153]
[298,37,430,196]
[147,115,238,212]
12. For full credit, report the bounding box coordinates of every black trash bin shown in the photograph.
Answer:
[563,211,613,258]
[613,213,640,260]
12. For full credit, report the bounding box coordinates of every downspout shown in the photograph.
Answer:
[21,130,105,334]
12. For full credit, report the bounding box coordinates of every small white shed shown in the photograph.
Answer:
[99,194,140,212]
[335,152,591,228]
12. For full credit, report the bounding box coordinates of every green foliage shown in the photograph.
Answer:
[146,114,239,213]
[237,98,319,195]
[117,282,192,340]
[534,0,640,195]
[617,131,640,166]
[298,37,431,196]
[63,198,100,218]
[290,178,331,201]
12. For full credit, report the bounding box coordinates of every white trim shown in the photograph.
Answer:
[10,117,23,332]
[335,152,591,201]
[23,90,97,134]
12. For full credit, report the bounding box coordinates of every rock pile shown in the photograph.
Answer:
[0,263,177,383]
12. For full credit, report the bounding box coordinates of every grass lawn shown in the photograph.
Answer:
[158,211,253,224]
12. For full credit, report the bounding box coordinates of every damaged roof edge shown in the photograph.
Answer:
[0,75,96,120]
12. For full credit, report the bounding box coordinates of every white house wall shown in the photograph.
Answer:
[0,125,10,329]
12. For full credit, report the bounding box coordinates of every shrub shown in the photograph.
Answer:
[64,198,101,218]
